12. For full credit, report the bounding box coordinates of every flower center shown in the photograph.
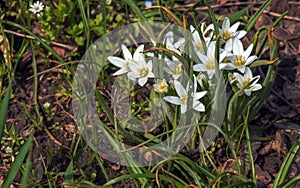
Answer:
[180,94,188,105]
[206,60,215,70]
[242,78,251,87]
[158,82,167,92]
[173,63,182,75]
[197,42,204,53]
[223,57,230,63]
[233,55,245,67]
[222,29,232,41]
[140,68,148,77]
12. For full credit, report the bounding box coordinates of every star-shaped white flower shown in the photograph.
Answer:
[193,42,227,79]
[153,79,168,93]
[233,67,262,96]
[29,1,44,16]
[163,77,207,114]
[107,44,145,76]
[190,23,214,54]
[219,17,247,52]
[221,39,257,73]
[163,57,182,80]
[127,58,155,87]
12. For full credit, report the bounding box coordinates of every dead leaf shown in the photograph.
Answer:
[283,82,300,106]
[271,27,298,41]
[53,46,66,58]
[255,14,272,30]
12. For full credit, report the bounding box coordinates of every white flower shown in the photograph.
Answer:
[190,23,214,54]
[193,42,227,79]
[233,67,262,96]
[219,17,247,52]
[163,77,206,114]
[145,0,152,8]
[163,57,182,80]
[221,39,257,73]
[127,58,155,86]
[43,102,51,109]
[153,79,168,93]
[29,1,44,16]
[107,44,145,76]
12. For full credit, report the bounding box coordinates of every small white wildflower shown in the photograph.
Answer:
[127,58,155,87]
[29,1,44,16]
[219,17,247,52]
[153,79,168,93]
[163,57,182,80]
[43,102,51,109]
[193,42,227,79]
[107,44,145,77]
[233,67,262,96]
[5,146,13,154]
[190,23,214,53]
[221,39,257,73]
[163,78,206,114]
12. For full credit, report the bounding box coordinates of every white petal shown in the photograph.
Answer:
[194,91,207,100]
[229,22,240,33]
[138,77,147,86]
[122,44,132,60]
[233,39,244,55]
[196,51,209,64]
[207,70,215,79]
[174,80,187,97]
[224,39,233,52]
[163,96,181,105]
[219,50,227,62]
[113,68,128,76]
[222,17,230,30]
[251,84,262,91]
[193,101,205,112]
[244,43,253,59]
[244,89,252,96]
[236,30,247,39]
[244,67,252,78]
[133,44,144,62]
[181,104,187,114]
[107,56,126,67]
[147,60,153,71]
[245,55,257,66]
[193,64,207,72]
[234,72,244,84]
[219,63,236,70]
[238,66,246,73]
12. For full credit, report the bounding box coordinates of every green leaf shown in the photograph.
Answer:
[249,58,279,67]
[75,36,85,46]
[64,160,74,186]
[0,78,12,140]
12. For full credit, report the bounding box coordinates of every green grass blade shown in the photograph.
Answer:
[77,0,91,49]
[124,0,147,21]
[0,78,12,140]
[64,160,74,185]
[2,132,33,188]
[245,0,272,32]
[20,149,32,188]
[273,141,300,187]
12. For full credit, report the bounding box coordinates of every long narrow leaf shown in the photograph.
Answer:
[0,78,12,140]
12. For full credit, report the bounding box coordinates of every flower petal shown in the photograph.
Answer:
[163,96,181,105]
[174,80,187,97]
[233,39,244,55]
[244,43,253,59]
[138,77,148,86]
[193,101,205,112]
[222,17,230,30]
[122,44,132,60]
[107,56,126,67]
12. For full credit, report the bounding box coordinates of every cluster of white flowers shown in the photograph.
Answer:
[108,17,262,113]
